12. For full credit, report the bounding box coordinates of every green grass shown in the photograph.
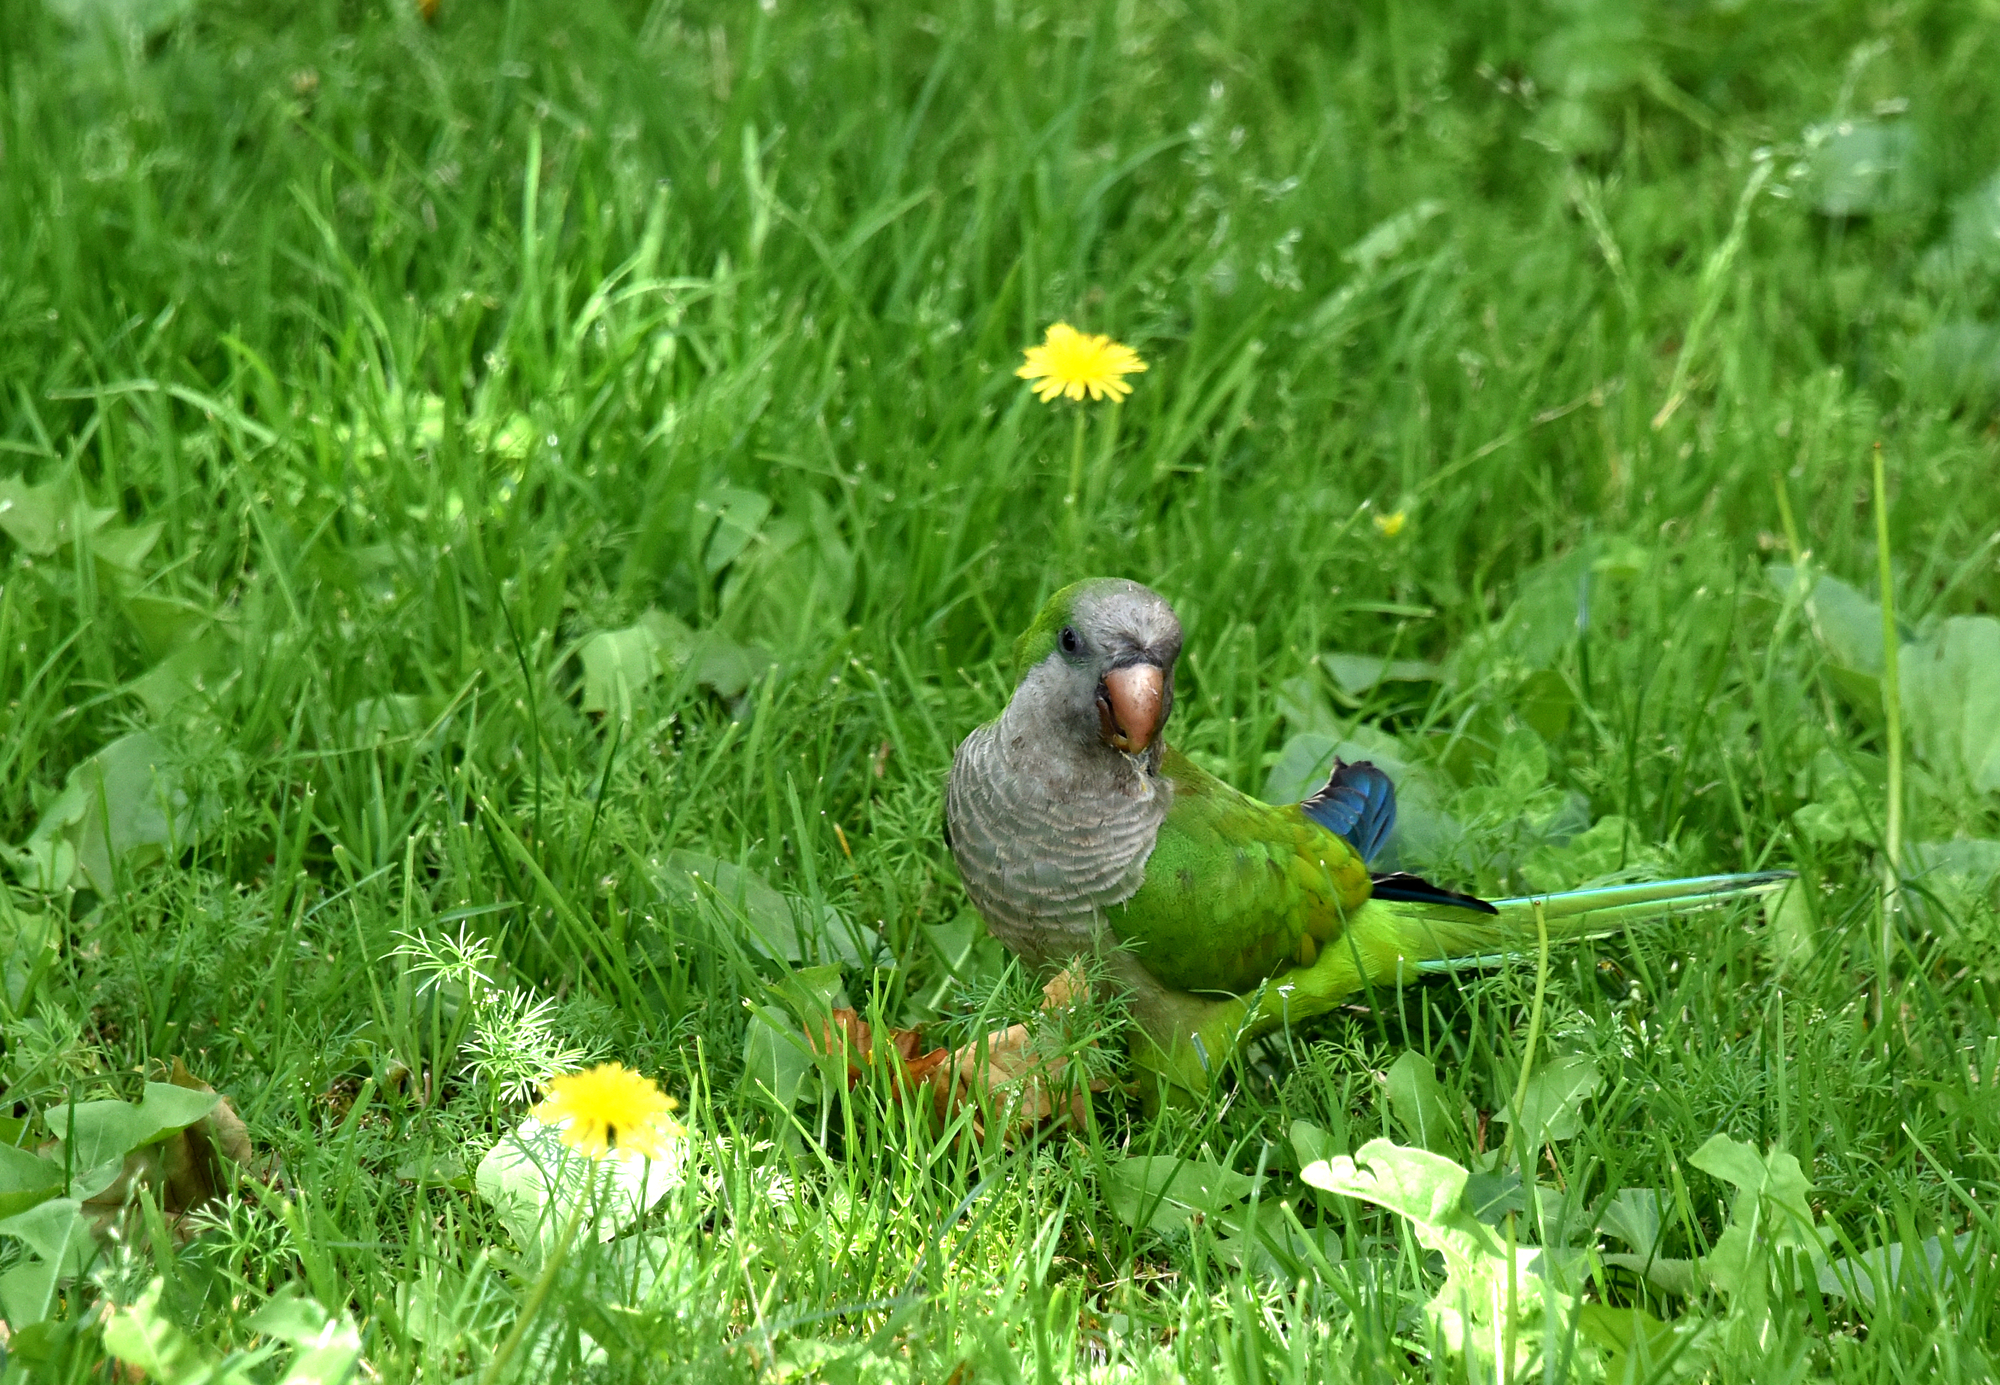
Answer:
[3,0,1999,1379]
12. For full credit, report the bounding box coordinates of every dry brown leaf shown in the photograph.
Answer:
[124,1058,264,1234]
[167,1057,254,1168]
[807,1007,953,1095]
[799,965,1102,1140]
[925,964,1102,1137]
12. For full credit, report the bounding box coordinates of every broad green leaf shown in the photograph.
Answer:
[1102,1156,1257,1234]
[579,622,665,715]
[1493,726,1551,799]
[1531,4,1647,99]
[1521,815,1663,893]
[1288,1119,1342,1171]
[1599,1253,1702,1297]
[1494,1055,1602,1149]
[1764,879,1818,966]
[0,474,114,555]
[1767,564,1909,679]
[1900,616,2000,792]
[1304,1139,1564,1370]
[1946,169,2000,259]
[1462,1170,1527,1225]
[1321,653,1441,696]
[718,495,856,655]
[1263,732,1342,804]
[685,630,769,699]
[1499,548,1594,671]
[130,633,233,720]
[1702,1222,1759,1297]
[1690,1133,1827,1292]
[1905,838,2000,882]
[660,850,799,960]
[1689,1133,1814,1227]
[0,1145,64,1219]
[1597,1187,1665,1256]
[46,1082,221,1177]
[394,1258,509,1351]
[657,850,873,966]
[1212,1198,1339,1278]
[0,1198,94,1325]
[475,1117,685,1263]
[920,912,1004,983]
[122,592,216,658]
[1687,1133,1769,1199]
[1262,732,1459,866]
[575,612,771,713]
[1301,1138,1475,1234]
[1272,676,1339,737]
[340,695,428,745]
[12,732,207,895]
[697,486,772,574]
[243,1288,338,1343]
[742,1004,820,1111]
[1816,1231,1978,1308]
[1574,1303,1687,1379]
[1790,750,1880,845]
[1,899,59,1011]
[767,963,844,1022]
[101,1278,241,1383]
[246,1286,366,1385]
[88,520,162,575]
[1384,1051,1461,1152]
[1903,839,2000,931]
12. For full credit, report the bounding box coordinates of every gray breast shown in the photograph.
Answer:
[945,723,1168,971]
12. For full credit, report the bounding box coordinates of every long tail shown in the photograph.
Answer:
[1136,871,1791,1097]
[1396,871,1796,976]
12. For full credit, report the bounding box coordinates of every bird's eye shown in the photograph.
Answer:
[1059,626,1082,656]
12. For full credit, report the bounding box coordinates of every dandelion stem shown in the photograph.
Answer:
[1063,407,1089,545]
[1872,442,1902,1032]
[479,1194,589,1385]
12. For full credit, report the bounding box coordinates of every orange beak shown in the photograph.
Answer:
[1098,663,1166,754]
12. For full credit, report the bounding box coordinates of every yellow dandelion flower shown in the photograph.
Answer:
[1016,322,1148,403]
[531,1063,684,1159]
[1372,509,1408,538]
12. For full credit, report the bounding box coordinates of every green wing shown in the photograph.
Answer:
[1105,747,1374,994]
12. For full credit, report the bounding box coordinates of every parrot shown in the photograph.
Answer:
[944,578,1790,1096]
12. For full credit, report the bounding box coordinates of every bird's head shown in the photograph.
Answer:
[1007,578,1182,763]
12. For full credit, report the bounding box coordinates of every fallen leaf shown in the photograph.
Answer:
[73,1061,263,1237]
[927,966,1102,1137]
[801,967,1100,1139]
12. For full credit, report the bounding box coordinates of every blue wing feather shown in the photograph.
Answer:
[1300,759,1398,863]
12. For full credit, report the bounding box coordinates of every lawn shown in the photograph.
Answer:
[3,0,1999,1379]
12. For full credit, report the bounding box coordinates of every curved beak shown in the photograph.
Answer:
[1097,663,1166,754]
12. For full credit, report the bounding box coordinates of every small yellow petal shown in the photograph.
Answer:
[530,1063,684,1159]
[1016,322,1147,406]
[1372,510,1408,538]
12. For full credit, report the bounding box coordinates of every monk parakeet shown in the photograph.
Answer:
[945,578,1788,1095]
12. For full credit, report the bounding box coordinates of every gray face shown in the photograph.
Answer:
[1014,580,1183,761]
